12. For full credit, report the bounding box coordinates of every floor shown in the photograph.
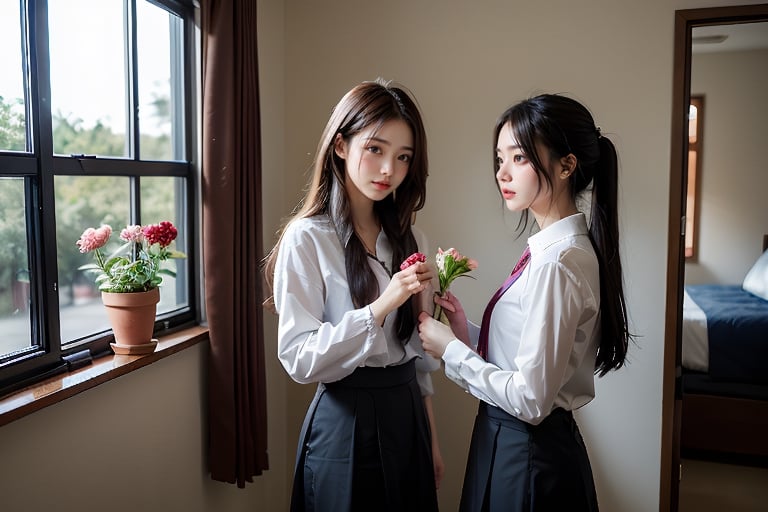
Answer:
[679,458,768,512]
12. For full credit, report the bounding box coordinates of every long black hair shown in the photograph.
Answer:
[264,78,428,341]
[493,94,630,376]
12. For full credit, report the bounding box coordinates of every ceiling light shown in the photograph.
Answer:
[692,35,729,44]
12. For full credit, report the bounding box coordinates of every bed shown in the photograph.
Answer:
[680,237,768,465]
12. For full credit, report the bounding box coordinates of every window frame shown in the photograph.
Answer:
[0,0,200,397]
[685,95,704,261]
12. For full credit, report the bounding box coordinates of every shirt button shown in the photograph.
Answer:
[513,408,521,415]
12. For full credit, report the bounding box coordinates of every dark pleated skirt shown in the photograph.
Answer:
[290,359,439,512]
[460,402,599,512]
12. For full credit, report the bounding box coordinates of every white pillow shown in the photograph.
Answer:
[743,249,768,301]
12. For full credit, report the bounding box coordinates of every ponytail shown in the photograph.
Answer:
[497,94,631,376]
[590,135,630,376]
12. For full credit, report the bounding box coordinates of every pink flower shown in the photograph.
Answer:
[120,225,144,243]
[435,246,477,294]
[77,220,184,293]
[433,246,478,321]
[400,252,427,270]
[143,221,178,247]
[76,225,112,253]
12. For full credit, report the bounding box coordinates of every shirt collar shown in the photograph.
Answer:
[334,216,393,273]
[527,213,589,255]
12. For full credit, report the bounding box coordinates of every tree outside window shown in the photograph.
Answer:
[0,0,197,396]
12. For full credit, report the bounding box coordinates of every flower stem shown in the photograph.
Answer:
[433,291,443,320]
[95,248,106,272]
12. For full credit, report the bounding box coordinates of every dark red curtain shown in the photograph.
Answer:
[201,0,269,486]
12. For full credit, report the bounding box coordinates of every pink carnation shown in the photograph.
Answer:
[76,225,112,253]
[439,247,478,270]
[433,246,477,322]
[120,225,144,243]
[76,219,185,293]
[143,221,178,247]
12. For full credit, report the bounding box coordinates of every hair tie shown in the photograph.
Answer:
[595,126,602,139]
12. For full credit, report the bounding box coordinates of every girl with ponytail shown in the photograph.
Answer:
[418,94,631,511]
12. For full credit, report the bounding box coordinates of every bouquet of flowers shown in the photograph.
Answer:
[76,221,185,293]
[400,248,477,321]
[433,247,478,320]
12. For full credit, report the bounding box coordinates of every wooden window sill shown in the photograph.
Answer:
[0,325,209,428]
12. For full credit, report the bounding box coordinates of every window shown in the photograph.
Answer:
[685,96,704,260]
[0,0,198,396]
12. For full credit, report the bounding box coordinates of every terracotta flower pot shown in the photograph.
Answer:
[101,288,160,355]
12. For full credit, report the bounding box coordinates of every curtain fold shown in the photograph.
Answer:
[201,0,269,487]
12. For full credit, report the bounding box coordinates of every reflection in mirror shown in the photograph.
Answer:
[686,22,768,284]
[670,13,768,512]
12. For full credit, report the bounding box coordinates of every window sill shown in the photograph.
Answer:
[0,325,209,428]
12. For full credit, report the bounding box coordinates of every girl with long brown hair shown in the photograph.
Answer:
[264,78,441,512]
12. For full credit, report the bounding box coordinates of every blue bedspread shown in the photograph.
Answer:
[685,284,768,384]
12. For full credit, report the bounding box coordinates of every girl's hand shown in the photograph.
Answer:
[434,291,470,345]
[418,311,458,359]
[413,263,438,315]
[370,262,434,324]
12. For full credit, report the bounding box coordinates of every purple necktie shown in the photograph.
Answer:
[477,247,531,360]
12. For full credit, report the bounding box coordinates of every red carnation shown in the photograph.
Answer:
[143,221,178,248]
[400,252,426,270]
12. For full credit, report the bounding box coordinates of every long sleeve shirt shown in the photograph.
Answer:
[274,215,440,396]
[442,213,601,424]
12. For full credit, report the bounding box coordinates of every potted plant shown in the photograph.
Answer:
[76,221,185,354]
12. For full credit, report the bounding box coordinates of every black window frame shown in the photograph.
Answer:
[0,0,200,397]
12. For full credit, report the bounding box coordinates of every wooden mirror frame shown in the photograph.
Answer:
[661,4,768,511]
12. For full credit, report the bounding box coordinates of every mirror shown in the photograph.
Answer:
[663,5,768,512]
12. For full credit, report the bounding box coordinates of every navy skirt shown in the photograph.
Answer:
[460,402,599,512]
[290,359,439,512]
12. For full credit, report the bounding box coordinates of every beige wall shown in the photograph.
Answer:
[0,345,292,511]
[685,48,768,285]
[1,1,764,511]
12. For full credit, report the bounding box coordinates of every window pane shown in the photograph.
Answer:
[685,151,697,259]
[688,104,698,144]
[137,1,185,161]
[49,0,128,157]
[55,176,130,343]
[0,178,33,358]
[0,0,28,152]
[141,177,188,314]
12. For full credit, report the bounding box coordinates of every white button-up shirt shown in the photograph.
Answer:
[274,215,439,395]
[442,213,600,424]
